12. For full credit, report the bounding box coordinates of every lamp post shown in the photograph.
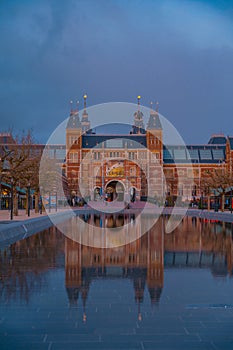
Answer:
[10,178,13,220]
[0,157,5,211]
[0,174,2,211]
[101,153,104,200]
[214,190,218,212]
[201,191,203,210]
[27,182,31,217]
[49,191,51,213]
[39,186,43,214]
[231,187,233,214]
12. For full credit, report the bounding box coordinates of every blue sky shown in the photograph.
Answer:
[0,0,233,144]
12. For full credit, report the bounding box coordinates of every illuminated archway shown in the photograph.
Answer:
[130,187,136,202]
[105,180,125,202]
[94,186,101,200]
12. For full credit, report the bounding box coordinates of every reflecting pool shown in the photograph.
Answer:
[1,215,233,349]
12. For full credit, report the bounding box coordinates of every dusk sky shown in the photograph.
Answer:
[0,0,233,144]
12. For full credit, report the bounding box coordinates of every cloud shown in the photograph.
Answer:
[0,0,232,143]
[160,0,233,49]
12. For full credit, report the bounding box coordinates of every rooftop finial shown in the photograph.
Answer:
[76,100,79,112]
[137,95,141,111]
[83,93,87,111]
[150,101,153,111]
[70,100,73,112]
[156,101,159,113]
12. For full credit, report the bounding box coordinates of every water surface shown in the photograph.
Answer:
[0,216,233,349]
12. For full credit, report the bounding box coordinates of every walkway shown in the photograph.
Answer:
[1,202,233,226]
[0,209,47,224]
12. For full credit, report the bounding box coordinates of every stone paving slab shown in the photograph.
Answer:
[213,342,233,350]
[93,328,136,335]
[142,341,216,350]
[0,343,49,350]
[46,334,101,342]
[50,341,142,349]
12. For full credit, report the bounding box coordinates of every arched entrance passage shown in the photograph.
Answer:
[105,180,125,202]
[94,187,101,200]
[130,187,136,202]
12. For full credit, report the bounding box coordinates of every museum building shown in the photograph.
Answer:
[1,96,233,206]
[66,96,233,203]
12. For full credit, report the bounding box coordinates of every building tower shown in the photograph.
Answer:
[81,94,91,133]
[66,100,83,198]
[131,96,145,134]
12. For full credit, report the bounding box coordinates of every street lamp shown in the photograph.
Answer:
[0,157,6,211]
[27,182,31,217]
[214,189,218,212]
[0,162,1,211]
[231,187,232,214]
[49,191,51,213]
[39,186,43,214]
[200,191,203,210]
[101,152,105,201]
[0,174,2,211]
[10,178,13,220]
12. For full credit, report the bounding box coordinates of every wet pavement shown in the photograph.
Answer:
[0,215,233,349]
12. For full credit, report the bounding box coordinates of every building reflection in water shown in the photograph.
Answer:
[0,215,233,321]
[65,213,163,321]
[58,210,160,248]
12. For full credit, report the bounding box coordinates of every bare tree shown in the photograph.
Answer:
[0,130,41,215]
[201,168,233,211]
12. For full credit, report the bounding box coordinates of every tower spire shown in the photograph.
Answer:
[81,93,91,133]
[67,99,82,129]
[131,95,145,134]
[147,100,162,130]
[83,93,87,112]
[137,95,141,111]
